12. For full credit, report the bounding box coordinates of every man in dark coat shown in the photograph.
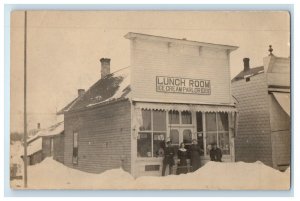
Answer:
[162,141,175,176]
[190,139,203,172]
[210,143,222,162]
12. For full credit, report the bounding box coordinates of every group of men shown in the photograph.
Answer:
[161,139,222,176]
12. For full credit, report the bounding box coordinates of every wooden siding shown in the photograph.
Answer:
[63,100,131,174]
[269,94,290,170]
[53,134,65,163]
[130,38,233,105]
[231,73,273,167]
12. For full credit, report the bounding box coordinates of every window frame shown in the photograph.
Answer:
[138,110,167,158]
[72,131,79,164]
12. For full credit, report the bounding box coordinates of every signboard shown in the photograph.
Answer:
[156,76,211,95]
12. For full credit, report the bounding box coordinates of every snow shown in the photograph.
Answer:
[11,157,290,190]
[27,137,42,155]
[37,121,64,137]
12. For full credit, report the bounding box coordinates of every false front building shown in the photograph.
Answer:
[59,33,238,177]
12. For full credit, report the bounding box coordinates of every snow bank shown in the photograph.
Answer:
[11,158,290,190]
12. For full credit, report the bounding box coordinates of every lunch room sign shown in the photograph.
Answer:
[156,76,211,95]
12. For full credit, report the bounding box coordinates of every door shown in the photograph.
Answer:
[169,127,194,151]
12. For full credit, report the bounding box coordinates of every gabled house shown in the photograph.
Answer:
[231,47,290,171]
[59,32,239,177]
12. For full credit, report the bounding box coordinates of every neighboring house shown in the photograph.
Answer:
[22,121,64,165]
[231,48,290,171]
[59,32,239,177]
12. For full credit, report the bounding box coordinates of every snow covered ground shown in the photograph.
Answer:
[11,157,290,190]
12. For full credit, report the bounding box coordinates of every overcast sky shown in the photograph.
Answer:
[10,11,290,132]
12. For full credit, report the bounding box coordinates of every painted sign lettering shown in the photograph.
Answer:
[156,76,211,95]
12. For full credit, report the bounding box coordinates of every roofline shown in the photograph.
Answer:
[124,32,239,52]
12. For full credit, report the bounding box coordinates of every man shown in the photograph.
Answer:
[162,140,175,176]
[209,143,222,162]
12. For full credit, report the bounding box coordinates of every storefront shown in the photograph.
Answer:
[125,32,238,177]
[61,32,238,177]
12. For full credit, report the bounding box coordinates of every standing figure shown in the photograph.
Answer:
[190,139,202,172]
[162,140,175,176]
[210,143,222,162]
[176,142,188,175]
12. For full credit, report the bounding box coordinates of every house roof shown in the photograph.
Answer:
[231,66,264,82]
[36,121,64,137]
[125,32,239,52]
[27,137,42,156]
[59,67,131,113]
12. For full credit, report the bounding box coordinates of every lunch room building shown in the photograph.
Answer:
[59,32,239,177]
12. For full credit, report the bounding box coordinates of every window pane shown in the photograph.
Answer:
[181,111,192,124]
[196,112,203,132]
[170,129,179,145]
[140,110,151,131]
[153,132,166,157]
[153,111,166,131]
[137,133,152,157]
[217,113,229,131]
[169,111,179,124]
[206,113,217,131]
[206,132,217,155]
[183,129,192,144]
[218,132,230,155]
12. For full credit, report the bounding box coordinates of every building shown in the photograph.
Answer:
[59,33,239,177]
[22,121,64,165]
[231,47,290,171]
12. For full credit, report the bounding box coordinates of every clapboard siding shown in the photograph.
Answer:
[63,100,131,174]
[130,38,232,104]
[231,73,273,167]
[53,134,64,163]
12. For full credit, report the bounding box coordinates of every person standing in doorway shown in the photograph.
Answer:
[162,140,175,176]
[210,143,222,162]
[190,139,203,172]
[176,142,188,175]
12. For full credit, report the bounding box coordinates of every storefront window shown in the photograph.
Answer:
[181,111,192,124]
[137,109,166,158]
[206,113,217,131]
[169,111,179,124]
[205,112,230,155]
[153,110,166,131]
[140,110,151,131]
[137,133,152,157]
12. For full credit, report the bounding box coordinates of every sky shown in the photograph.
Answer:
[10,11,290,132]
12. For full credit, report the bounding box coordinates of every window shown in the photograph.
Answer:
[183,129,192,144]
[170,129,179,145]
[205,113,230,155]
[169,111,179,124]
[72,132,78,164]
[137,110,166,157]
[181,111,192,124]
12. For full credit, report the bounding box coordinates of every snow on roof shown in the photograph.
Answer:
[37,121,64,137]
[232,66,264,82]
[61,67,131,112]
[12,157,290,189]
[27,137,42,156]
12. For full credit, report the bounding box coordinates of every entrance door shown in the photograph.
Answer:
[169,127,194,150]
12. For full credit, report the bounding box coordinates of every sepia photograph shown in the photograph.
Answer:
[9,10,291,190]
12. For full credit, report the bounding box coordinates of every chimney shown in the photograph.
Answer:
[78,89,85,97]
[100,58,111,78]
[243,58,250,72]
[37,123,41,130]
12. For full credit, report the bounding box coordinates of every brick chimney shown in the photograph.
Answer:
[243,58,250,72]
[78,89,85,97]
[100,58,111,79]
[37,123,41,130]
